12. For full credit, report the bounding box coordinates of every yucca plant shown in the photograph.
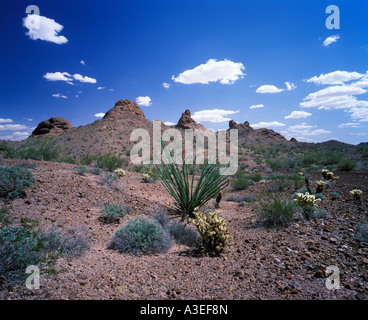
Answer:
[154,141,229,220]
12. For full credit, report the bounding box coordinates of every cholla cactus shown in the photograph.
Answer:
[294,192,321,207]
[142,173,150,183]
[326,171,339,181]
[322,169,329,179]
[114,168,125,177]
[189,209,233,254]
[316,180,327,193]
[350,189,363,200]
[298,172,304,176]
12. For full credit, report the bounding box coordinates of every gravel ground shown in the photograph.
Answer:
[0,158,367,300]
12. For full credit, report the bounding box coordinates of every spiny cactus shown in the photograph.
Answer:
[189,209,233,254]
[114,168,126,177]
[350,189,362,200]
[294,192,321,207]
[316,180,327,194]
[142,173,150,183]
[322,169,329,179]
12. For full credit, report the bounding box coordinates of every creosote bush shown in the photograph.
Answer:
[258,196,297,228]
[189,209,233,254]
[0,167,35,199]
[109,217,173,254]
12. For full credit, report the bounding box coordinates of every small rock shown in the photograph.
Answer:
[274,258,281,264]
[356,292,365,300]
[314,270,326,278]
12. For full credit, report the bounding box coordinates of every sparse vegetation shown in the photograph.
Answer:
[0,167,35,199]
[99,203,129,224]
[337,158,357,171]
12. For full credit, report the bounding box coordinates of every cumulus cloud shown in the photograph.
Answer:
[0,124,28,131]
[348,107,368,122]
[162,82,171,89]
[23,15,68,44]
[306,70,365,85]
[0,118,13,123]
[172,59,245,85]
[164,121,176,126]
[256,85,284,94]
[52,93,68,99]
[136,96,152,107]
[73,74,97,84]
[94,113,105,118]
[287,123,331,136]
[284,111,312,119]
[252,121,286,128]
[43,72,97,84]
[191,109,239,123]
[323,35,340,47]
[249,104,264,109]
[80,60,86,66]
[97,87,105,90]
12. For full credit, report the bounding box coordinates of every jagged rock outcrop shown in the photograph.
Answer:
[103,99,145,120]
[290,137,298,142]
[176,110,206,131]
[32,117,73,136]
[229,120,252,130]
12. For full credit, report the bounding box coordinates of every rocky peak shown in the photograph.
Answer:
[103,99,145,120]
[229,120,252,130]
[32,117,73,136]
[176,109,206,131]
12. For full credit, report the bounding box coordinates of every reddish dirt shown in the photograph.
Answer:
[0,158,367,300]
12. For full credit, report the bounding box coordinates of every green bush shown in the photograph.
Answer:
[76,166,88,175]
[99,203,128,224]
[337,158,357,171]
[97,154,122,171]
[232,175,251,190]
[0,206,13,227]
[0,167,35,199]
[355,223,368,242]
[109,217,173,254]
[330,192,341,200]
[258,196,297,228]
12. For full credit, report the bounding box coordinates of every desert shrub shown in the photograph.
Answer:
[322,153,342,165]
[258,196,297,228]
[17,161,37,169]
[0,143,18,158]
[189,210,233,254]
[250,173,263,182]
[232,174,251,190]
[109,217,172,254]
[310,208,330,219]
[101,171,120,191]
[314,193,325,200]
[355,223,368,242]
[99,203,128,224]
[330,192,341,200]
[0,206,13,227]
[337,158,357,171]
[0,167,35,199]
[76,166,88,175]
[226,194,257,203]
[0,224,89,285]
[97,154,122,171]
[154,143,229,219]
[90,167,103,175]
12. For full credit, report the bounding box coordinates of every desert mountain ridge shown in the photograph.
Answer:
[1,99,364,161]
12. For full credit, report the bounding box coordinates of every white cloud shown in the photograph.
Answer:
[94,113,105,118]
[0,124,28,131]
[249,104,264,109]
[164,121,176,126]
[252,121,286,128]
[73,74,97,84]
[192,109,239,123]
[285,111,312,119]
[22,118,33,122]
[338,122,363,128]
[136,96,152,107]
[80,60,86,66]
[349,132,367,136]
[348,107,368,122]
[43,72,97,84]
[285,82,297,91]
[162,82,171,89]
[23,15,68,44]
[109,88,114,92]
[43,72,73,82]
[323,35,340,47]
[172,59,245,85]
[0,118,13,123]
[288,122,331,136]
[97,86,105,90]
[52,93,68,99]
[306,70,365,85]
[256,85,284,94]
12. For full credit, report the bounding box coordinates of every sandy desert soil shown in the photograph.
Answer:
[0,158,367,300]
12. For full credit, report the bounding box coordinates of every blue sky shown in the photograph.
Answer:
[1,0,368,144]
